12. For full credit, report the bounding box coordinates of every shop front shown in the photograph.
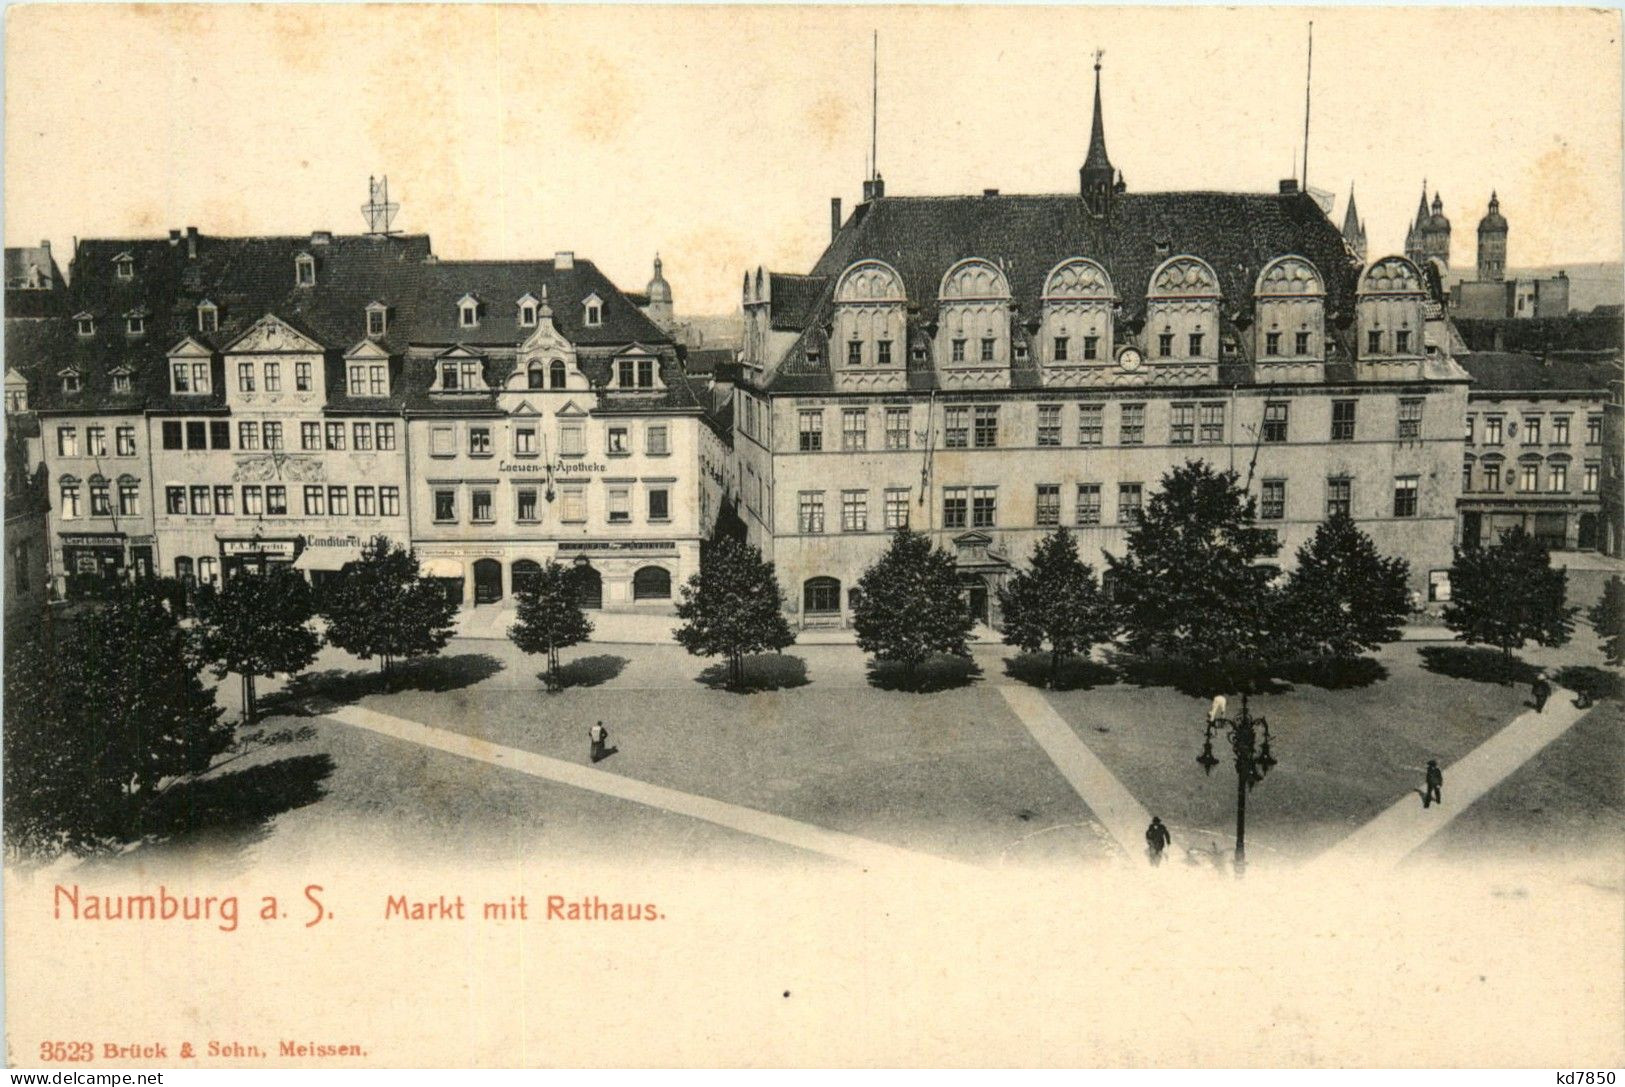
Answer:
[60,531,127,598]
[292,533,368,593]
[219,536,300,579]
[409,538,696,612]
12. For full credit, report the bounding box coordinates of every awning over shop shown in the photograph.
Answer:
[293,546,364,572]
[421,558,464,579]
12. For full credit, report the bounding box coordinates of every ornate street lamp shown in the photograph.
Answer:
[1197,697,1276,877]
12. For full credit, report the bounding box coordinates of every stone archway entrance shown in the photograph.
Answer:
[951,530,1010,629]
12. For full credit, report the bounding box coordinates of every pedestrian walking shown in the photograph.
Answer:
[589,720,609,763]
[1532,675,1552,713]
[1207,693,1227,725]
[1423,759,1443,808]
[1145,816,1172,866]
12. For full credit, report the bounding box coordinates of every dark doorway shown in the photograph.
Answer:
[803,576,841,617]
[961,576,989,626]
[512,559,542,596]
[130,546,153,579]
[1578,513,1598,551]
[575,564,603,609]
[1460,511,1483,551]
[473,558,503,604]
[632,565,671,601]
[1533,512,1567,551]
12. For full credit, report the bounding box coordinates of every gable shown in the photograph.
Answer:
[225,314,324,354]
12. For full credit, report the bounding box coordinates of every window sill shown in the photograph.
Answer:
[607,450,631,458]
[471,519,495,526]
[645,451,671,458]
[647,518,671,525]
[468,453,494,459]
[511,451,539,459]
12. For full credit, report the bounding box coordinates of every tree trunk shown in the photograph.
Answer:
[1050,648,1061,689]
[240,673,250,724]
[246,674,257,725]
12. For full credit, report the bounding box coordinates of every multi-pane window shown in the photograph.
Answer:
[304,485,326,516]
[1393,476,1419,517]
[798,491,825,533]
[942,486,968,529]
[1262,402,1288,443]
[237,362,256,392]
[514,426,537,457]
[1075,484,1102,526]
[348,366,367,396]
[1485,416,1504,445]
[877,340,893,367]
[86,427,106,457]
[1260,479,1285,520]
[1585,463,1599,494]
[847,341,862,367]
[1295,330,1311,355]
[186,421,207,450]
[841,490,868,532]
[1482,463,1501,492]
[1397,398,1423,440]
[561,486,586,523]
[607,427,629,455]
[165,486,185,516]
[60,481,80,519]
[1523,417,1542,445]
[1120,403,1145,445]
[646,425,669,456]
[951,339,967,363]
[470,427,492,457]
[1548,463,1567,493]
[1170,404,1196,444]
[945,406,969,448]
[1368,330,1383,354]
[559,424,583,457]
[1083,335,1099,361]
[973,405,998,448]
[325,422,346,451]
[980,338,995,363]
[1326,476,1351,518]
[1466,415,1476,443]
[379,487,400,517]
[116,426,136,456]
[1117,483,1143,524]
[296,362,312,392]
[1078,403,1103,445]
[1394,330,1411,353]
[470,489,492,523]
[266,486,287,516]
[1189,332,1204,356]
[238,421,261,450]
[1037,404,1061,447]
[885,407,910,450]
[1053,336,1069,362]
[118,480,140,516]
[648,488,669,522]
[213,485,233,515]
[1463,460,1474,493]
[842,410,868,451]
[798,411,823,452]
[353,422,373,451]
[972,486,997,528]
[1158,332,1174,357]
[1199,403,1225,444]
[57,426,78,457]
[516,489,539,523]
[264,363,281,392]
[262,422,283,450]
[1587,415,1602,444]
[241,486,264,516]
[1519,463,1540,493]
[318,486,344,517]
[376,422,396,451]
[1035,484,1060,527]
[884,488,910,529]
[355,487,377,517]
[1552,416,1570,445]
[433,490,456,522]
[189,485,210,516]
[1331,399,1356,441]
[301,422,320,450]
[90,480,112,516]
[607,487,631,524]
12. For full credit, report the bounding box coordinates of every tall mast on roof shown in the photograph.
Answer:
[362,176,400,236]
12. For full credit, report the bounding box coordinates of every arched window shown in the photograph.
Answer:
[632,566,671,601]
[832,260,907,373]
[937,258,1014,369]
[803,576,841,614]
[1253,256,1326,361]
[1145,256,1221,363]
[549,360,567,389]
[512,559,542,595]
[528,365,545,390]
[1356,256,1426,362]
[1040,257,1115,365]
[197,556,218,586]
[175,556,195,583]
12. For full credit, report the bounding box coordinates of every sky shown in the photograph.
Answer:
[5,5,1621,315]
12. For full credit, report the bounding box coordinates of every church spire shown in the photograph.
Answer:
[1341,184,1366,262]
[1080,50,1116,216]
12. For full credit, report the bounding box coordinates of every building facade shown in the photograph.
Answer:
[734,66,1470,629]
[1449,193,1572,320]
[1458,352,1620,553]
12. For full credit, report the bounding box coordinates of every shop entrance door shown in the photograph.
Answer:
[473,558,503,605]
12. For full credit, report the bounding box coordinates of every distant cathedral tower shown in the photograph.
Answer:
[1341,184,1367,263]
[1476,191,1508,283]
[643,253,674,331]
[1079,51,1121,217]
[1405,183,1451,270]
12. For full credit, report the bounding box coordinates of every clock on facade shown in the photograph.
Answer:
[1117,347,1143,371]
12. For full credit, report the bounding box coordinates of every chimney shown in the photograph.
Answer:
[1279,179,1300,195]
[555,251,575,270]
[311,230,333,245]
[830,197,842,240]
[862,173,885,202]
[185,226,199,260]
[168,229,182,246]
[39,240,49,253]
[983,188,1000,197]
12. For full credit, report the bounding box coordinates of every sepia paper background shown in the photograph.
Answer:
[4,3,1623,1068]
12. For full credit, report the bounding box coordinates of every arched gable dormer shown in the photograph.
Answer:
[1356,255,1426,361]
[1145,255,1221,364]
[832,259,907,371]
[1039,257,1115,365]
[1253,255,1326,362]
[935,258,1012,369]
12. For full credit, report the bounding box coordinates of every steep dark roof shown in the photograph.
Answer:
[683,347,736,377]
[1459,352,1622,395]
[398,260,671,348]
[766,274,828,331]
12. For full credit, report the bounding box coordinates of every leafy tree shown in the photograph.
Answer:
[509,562,594,690]
[197,564,322,723]
[1104,460,1290,695]
[3,585,229,856]
[1282,511,1411,665]
[852,529,976,683]
[997,527,1116,688]
[1586,574,1623,667]
[674,537,795,689]
[320,535,458,674]
[1443,526,1576,664]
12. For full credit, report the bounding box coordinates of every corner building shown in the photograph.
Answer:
[734,65,1470,628]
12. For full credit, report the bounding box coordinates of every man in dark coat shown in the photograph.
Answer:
[1424,759,1443,808]
[1145,816,1172,866]
[1532,675,1552,712]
